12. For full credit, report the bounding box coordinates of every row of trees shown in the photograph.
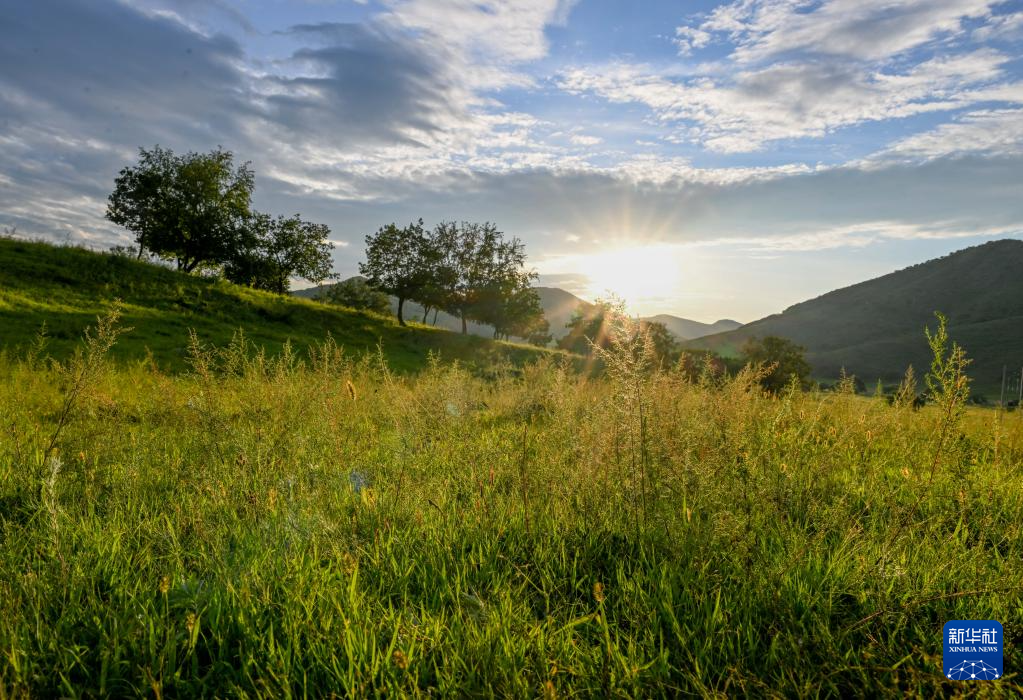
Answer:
[106,147,548,344]
[359,220,550,345]
[106,146,335,293]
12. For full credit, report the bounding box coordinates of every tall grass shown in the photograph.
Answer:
[0,310,1021,697]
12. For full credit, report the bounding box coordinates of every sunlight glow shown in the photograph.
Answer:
[538,242,688,313]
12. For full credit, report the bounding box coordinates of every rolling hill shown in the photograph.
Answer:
[686,239,1023,395]
[298,281,741,342]
[0,238,562,372]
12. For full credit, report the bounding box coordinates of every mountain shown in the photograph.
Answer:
[685,239,1023,394]
[298,281,739,343]
[0,238,559,372]
[645,315,742,341]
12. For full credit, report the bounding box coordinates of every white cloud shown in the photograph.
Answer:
[972,10,1023,40]
[379,0,578,88]
[674,25,711,55]
[559,49,1014,152]
[683,0,1000,62]
[874,108,1023,160]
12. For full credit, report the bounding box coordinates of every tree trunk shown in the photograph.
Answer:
[461,313,467,335]
[432,309,439,325]
[422,306,430,324]
[397,297,406,326]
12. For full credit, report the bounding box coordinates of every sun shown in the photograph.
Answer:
[539,242,686,313]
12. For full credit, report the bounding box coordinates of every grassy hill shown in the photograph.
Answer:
[686,239,1023,395]
[0,237,563,372]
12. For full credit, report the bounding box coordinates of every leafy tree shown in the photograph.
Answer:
[558,304,609,355]
[641,320,680,367]
[432,221,533,335]
[559,301,677,365]
[323,277,391,314]
[107,146,254,272]
[675,350,728,382]
[481,281,548,342]
[224,213,335,294]
[359,220,433,325]
[741,335,811,393]
[519,315,553,347]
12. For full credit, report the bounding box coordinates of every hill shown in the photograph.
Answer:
[0,238,563,372]
[299,281,739,342]
[686,239,1023,395]
[645,314,742,341]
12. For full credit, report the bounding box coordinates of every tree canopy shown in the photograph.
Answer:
[107,146,253,273]
[107,146,334,293]
[224,213,335,294]
[559,300,678,366]
[741,335,812,392]
[360,219,544,338]
[323,277,391,315]
[359,220,434,325]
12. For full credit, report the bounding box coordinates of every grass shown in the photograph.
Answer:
[0,237,561,374]
[1,308,1022,697]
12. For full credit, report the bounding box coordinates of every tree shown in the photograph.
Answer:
[106,146,254,272]
[359,220,433,326]
[480,281,548,342]
[640,320,679,367]
[431,221,534,335]
[558,301,677,364]
[224,213,335,294]
[741,335,811,393]
[558,303,612,355]
[323,277,391,314]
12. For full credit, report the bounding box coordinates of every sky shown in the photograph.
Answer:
[2,0,1022,322]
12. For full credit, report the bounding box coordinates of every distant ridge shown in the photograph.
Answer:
[645,314,742,341]
[686,239,1023,393]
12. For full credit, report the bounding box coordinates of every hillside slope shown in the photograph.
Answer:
[686,239,1023,393]
[0,238,562,372]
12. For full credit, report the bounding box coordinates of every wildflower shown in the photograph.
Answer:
[392,649,408,670]
[186,612,196,635]
[593,581,605,604]
[159,575,170,595]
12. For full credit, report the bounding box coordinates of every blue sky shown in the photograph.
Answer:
[2,0,1023,321]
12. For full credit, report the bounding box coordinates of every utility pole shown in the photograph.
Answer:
[1018,367,1022,405]
[1000,365,1007,409]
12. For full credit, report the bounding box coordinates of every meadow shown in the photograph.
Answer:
[0,238,556,374]
[1,307,1021,698]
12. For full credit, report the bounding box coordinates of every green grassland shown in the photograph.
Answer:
[1,307,1022,697]
[0,237,558,374]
